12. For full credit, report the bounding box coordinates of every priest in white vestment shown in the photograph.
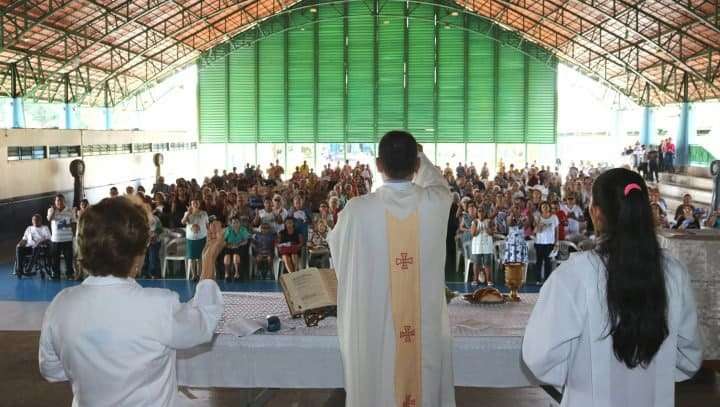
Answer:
[328,130,455,407]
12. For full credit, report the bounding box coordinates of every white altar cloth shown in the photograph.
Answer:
[177,292,539,388]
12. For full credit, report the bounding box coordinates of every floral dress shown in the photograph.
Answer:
[504,225,528,264]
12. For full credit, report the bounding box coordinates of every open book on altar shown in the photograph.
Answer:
[279,268,338,320]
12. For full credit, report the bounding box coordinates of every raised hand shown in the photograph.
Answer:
[200,220,225,281]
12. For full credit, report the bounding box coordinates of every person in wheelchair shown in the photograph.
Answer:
[252,222,277,280]
[15,214,51,278]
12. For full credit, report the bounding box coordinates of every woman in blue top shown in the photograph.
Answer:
[222,216,251,281]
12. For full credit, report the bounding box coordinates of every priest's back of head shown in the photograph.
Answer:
[376,130,420,181]
[328,130,456,407]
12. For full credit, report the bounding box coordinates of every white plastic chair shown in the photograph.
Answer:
[162,236,186,279]
[578,239,596,251]
[493,240,507,283]
[527,238,537,268]
[454,236,464,274]
[461,239,473,283]
[556,240,579,262]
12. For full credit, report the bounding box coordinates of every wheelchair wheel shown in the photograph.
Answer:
[12,256,23,279]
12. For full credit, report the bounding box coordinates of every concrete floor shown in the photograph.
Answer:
[1,332,718,407]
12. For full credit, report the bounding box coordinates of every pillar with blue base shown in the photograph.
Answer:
[103,107,112,130]
[12,97,24,128]
[64,103,78,129]
[675,102,692,169]
[640,105,653,146]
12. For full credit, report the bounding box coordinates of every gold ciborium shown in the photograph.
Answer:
[504,263,525,302]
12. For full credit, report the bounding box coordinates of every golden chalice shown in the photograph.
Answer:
[504,263,525,302]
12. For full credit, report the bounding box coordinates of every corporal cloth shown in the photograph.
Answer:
[328,152,455,407]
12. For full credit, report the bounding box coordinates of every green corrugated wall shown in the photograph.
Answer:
[198,1,557,145]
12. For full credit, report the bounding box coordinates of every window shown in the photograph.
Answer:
[132,143,152,153]
[526,144,557,168]
[256,143,286,173]
[227,144,257,168]
[80,144,132,156]
[316,143,345,168]
[82,145,98,156]
[169,142,196,151]
[7,146,47,161]
[436,144,466,168]
[152,143,169,152]
[496,144,526,169]
[466,144,495,175]
[48,145,81,158]
[286,144,315,173]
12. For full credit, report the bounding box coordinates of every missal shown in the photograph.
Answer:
[279,267,338,318]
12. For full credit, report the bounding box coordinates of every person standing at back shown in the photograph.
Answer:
[522,168,702,406]
[329,131,455,407]
[47,194,76,280]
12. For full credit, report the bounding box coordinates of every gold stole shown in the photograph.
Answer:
[386,211,422,407]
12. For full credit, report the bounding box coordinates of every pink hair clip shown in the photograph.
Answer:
[624,183,641,197]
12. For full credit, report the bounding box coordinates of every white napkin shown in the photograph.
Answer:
[225,318,265,337]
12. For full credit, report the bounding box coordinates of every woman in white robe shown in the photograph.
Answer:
[522,168,702,407]
[39,197,224,407]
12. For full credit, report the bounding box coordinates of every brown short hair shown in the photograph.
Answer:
[77,197,150,277]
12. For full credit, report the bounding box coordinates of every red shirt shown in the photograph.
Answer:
[555,210,568,241]
[666,143,676,154]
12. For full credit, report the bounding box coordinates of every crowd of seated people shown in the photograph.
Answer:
[12,159,375,281]
[16,152,713,284]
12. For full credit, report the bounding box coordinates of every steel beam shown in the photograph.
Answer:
[1,0,75,50]
[31,0,173,63]
[76,0,279,101]
[566,0,720,97]
[486,0,672,103]
[85,0,297,104]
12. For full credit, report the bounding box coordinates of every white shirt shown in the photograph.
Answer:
[23,225,51,247]
[184,211,209,240]
[535,214,559,245]
[471,219,494,255]
[39,277,223,407]
[523,251,702,407]
[48,207,76,243]
[564,204,583,220]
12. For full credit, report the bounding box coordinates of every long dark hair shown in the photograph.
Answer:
[592,168,668,368]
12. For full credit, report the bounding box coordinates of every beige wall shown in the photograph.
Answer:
[0,128,199,201]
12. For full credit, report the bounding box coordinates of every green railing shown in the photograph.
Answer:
[689,144,716,167]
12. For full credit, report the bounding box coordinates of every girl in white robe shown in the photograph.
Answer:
[522,168,702,407]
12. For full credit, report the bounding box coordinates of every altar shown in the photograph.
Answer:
[176,292,540,388]
[658,230,720,362]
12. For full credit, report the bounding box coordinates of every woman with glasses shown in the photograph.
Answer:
[314,201,335,230]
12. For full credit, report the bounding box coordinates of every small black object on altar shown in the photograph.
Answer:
[303,306,337,327]
[266,315,281,332]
